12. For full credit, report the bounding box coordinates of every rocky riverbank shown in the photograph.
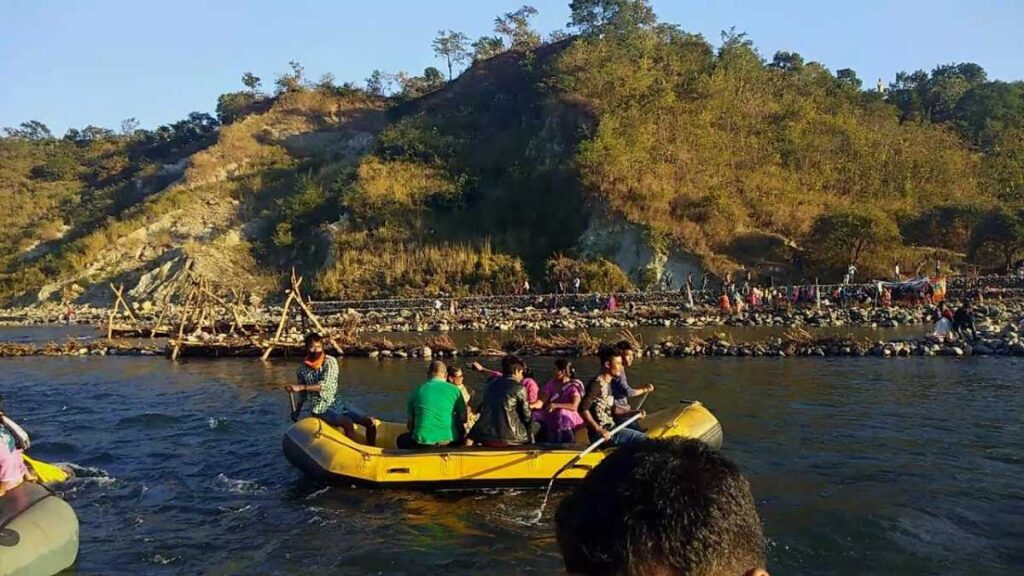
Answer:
[5,319,1021,360]
[4,294,1024,336]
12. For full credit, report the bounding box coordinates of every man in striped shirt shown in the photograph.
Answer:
[286,333,378,446]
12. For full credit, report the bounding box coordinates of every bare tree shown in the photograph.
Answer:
[432,30,470,81]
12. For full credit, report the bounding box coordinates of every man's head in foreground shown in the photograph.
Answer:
[556,438,768,576]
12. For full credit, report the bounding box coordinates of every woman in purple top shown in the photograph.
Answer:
[539,359,586,444]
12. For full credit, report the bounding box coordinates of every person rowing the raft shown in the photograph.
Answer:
[285,333,380,446]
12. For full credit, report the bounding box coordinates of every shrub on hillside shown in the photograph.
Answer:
[216,91,259,124]
[344,157,461,228]
[316,233,525,298]
[546,255,634,293]
[30,154,78,181]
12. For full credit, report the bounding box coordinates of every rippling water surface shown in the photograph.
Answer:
[1,336,1021,574]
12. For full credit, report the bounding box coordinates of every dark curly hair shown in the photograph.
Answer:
[556,439,766,576]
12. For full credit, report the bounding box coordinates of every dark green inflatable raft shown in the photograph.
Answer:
[0,482,78,575]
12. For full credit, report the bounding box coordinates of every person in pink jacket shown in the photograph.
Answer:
[0,398,33,496]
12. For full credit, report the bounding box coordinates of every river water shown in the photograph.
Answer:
[1,333,1021,574]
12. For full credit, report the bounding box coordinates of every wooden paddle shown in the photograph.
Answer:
[532,410,646,523]
[287,389,306,422]
[531,390,653,522]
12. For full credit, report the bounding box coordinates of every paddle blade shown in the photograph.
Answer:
[22,454,70,484]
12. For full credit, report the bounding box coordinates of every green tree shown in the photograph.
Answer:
[120,117,140,137]
[317,72,337,91]
[926,63,987,123]
[769,51,804,72]
[3,120,53,141]
[836,68,862,90]
[494,5,540,51]
[366,69,386,96]
[275,61,305,94]
[953,81,1024,149]
[471,35,505,61]
[889,70,930,121]
[242,71,262,93]
[981,127,1024,202]
[568,0,656,34]
[81,125,115,141]
[901,202,985,252]
[216,92,257,124]
[968,208,1024,271]
[432,30,470,81]
[807,208,901,277]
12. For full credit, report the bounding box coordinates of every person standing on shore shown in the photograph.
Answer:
[685,272,694,307]
[893,261,901,281]
[953,300,977,340]
[286,333,379,446]
[573,276,581,295]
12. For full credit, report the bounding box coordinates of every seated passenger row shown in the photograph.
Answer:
[397,341,655,449]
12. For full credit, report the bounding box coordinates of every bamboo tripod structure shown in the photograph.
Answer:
[261,270,340,361]
[106,283,141,339]
[168,274,261,360]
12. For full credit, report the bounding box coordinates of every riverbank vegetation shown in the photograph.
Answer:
[2,0,1023,304]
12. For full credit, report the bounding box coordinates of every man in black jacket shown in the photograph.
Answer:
[468,355,533,447]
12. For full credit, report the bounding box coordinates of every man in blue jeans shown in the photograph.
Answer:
[580,347,646,445]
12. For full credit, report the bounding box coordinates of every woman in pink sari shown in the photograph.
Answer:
[540,359,585,444]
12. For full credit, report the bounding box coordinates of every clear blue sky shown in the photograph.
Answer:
[2,0,1022,134]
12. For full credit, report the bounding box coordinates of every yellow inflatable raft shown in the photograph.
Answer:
[282,401,722,489]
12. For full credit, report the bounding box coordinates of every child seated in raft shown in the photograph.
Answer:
[540,359,586,444]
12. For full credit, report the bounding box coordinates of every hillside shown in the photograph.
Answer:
[2,5,1023,305]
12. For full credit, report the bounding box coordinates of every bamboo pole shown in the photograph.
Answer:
[111,284,140,324]
[171,286,199,361]
[201,285,249,336]
[106,297,118,340]
[291,290,341,353]
[151,287,175,339]
[261,292,295,361]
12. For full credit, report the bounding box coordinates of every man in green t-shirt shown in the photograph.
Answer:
[398,361,468,449]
